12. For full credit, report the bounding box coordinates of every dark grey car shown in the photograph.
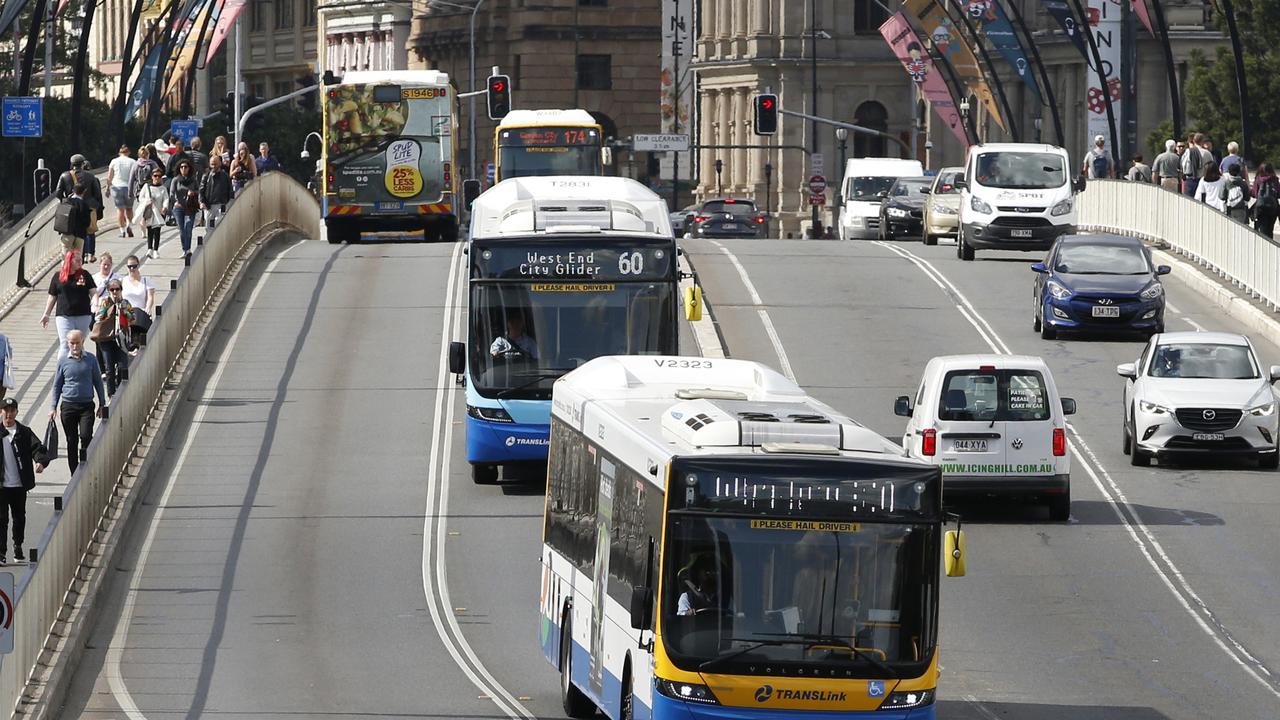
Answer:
[690,198,767,239]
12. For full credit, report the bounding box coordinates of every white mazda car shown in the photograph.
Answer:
[1118,332,1280,467]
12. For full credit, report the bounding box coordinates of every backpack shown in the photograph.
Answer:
[1224,180,1247,209]
[52,196,83,235]
[1259,179,1279,210]
[1091,151,1111,179]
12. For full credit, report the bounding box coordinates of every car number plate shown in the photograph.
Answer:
[952,439,988,452]
[1192,433,1225,441]
[723,223,739,230]
[1010,229,1035,238]
[1092,305,1121,318]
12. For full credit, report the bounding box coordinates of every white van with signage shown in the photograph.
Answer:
[894,354,1076,521]
[955,143,1084,261]
[838,157,925,240]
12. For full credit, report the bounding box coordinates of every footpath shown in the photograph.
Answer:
[1,209,202,580]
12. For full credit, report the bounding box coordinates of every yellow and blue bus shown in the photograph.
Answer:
[493,109,609,181]
[541,356,966,719]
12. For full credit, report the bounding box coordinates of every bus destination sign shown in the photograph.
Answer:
[476,245,671,281]
[501,127,598,147]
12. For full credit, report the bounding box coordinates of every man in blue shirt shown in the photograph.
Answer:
[255,142,281,175]
[49,330,106,474]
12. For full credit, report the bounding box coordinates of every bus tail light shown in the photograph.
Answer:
[922,428,937,456]
[1053,428,1066,456]
[443,162,452,186]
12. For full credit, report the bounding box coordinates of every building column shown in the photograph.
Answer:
[752,0,770,35]
[717,89,732,194]
[700,89,717,195]
[716,0,731,38]
[733,0,748,43]
[733,88,749,189]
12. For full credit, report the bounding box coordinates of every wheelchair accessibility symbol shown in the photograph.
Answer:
[867,680,885,698]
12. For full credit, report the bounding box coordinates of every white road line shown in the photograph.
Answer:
[881,242,1280,701]
[105,239,305,720]
[1165,303,1207,332]
[708,240,796,381]
[420,242,534,719]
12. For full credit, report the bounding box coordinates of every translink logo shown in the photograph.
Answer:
[504,436,549,447]
[753,684,847,703]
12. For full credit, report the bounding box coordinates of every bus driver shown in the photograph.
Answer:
[490,314,539,360]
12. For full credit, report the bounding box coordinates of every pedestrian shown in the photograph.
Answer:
[200,154,233,232]
[211,135,232,166]
[106,145,137,239]
[165,138,192,178]
[134,166,170,259]
[129,145,161,201]
[255,142,281,175]
[56,155,103,263]
[94,279,135,396]
[1221,163,1252,224]
[1152,140,1181,192]
[118,255,156,346]
[1182,133,1205,197]
[168,159,200,259]
[1083,135,1114,179]
[40,251,96,366]
[0,397,49,565]
[1195,163,1228,213]
[89,252,118,315]
[49,329,106,475]
[52,179,91,254]
[1220,141,1247,181]
[1251,162,1280,237]
[1126,154,1152,183]
[230,142,257,194]
[188,136,209,176]
[0,331,12,401]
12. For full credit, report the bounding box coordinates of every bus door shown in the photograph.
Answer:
[588,455,615,698]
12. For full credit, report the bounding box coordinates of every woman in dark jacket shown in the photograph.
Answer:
[1251,163,1280,238]
[168,159,200,259]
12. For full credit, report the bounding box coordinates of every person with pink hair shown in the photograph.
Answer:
[39,251,97,365]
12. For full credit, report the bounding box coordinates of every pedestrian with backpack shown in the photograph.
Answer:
[1252,162,1280,237]
[52,181,91,253]
[1195,164,1228,212]
[55,155,103,263]
[1221,163,1252,224]
[1083,135,1114,179]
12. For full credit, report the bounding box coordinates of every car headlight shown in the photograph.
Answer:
[888,207,909,218]
[655,679,720,705]
[1047,280,1072,300]
[466,405,514,423]
[934,204,958,215]
[1139,400,1169,415]
[1050,198,1074,217]
[970,195,993,214]
[878,689,935,710]
[1140,283,1164,300]
[1249,401,1275,416]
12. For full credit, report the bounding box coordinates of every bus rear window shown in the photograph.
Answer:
[702,200,756,216]
[372,85,402,103]
[939,369,1050,422]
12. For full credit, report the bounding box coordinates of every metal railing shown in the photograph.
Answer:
[0,172,319,716]
[1078,179,1280,311]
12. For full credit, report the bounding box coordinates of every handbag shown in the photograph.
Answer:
[89,310,117,343]
[87,208,99,234]
[43,418,59,461]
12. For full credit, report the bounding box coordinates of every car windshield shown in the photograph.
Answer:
[939,369,1051,422]
[703,200,756,216]
[1054,243,1150,275]
[662,514,935,676]
[891,179,930,197]
[1149,343,1259,379]
[851,177,898,198]
[974,152,1067,189]
[933,170,963,195]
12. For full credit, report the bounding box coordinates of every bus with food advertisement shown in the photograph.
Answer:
[493,109,610,182]
[322,70,459,243]
[447,176,681,484]
[540,355,967,720]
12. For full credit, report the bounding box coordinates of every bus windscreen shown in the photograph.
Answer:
[498,126,602,178]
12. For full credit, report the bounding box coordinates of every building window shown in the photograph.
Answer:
[275,0,294,29]
[303,1,317,27]
[853,0,889,33]
[853,100,889,157]
[576,55,612,90]
[250,0,268,32]
[579,0,608,6]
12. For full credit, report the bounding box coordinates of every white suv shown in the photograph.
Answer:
[1118,332,1280,468]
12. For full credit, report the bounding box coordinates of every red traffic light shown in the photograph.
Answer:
[492,81,505,92]
[761,98,774,110]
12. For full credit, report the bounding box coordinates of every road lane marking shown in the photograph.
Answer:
[105,239,305,720]
[707,240,796,381]
[881,241,1280,701]
[420,242,535,719]
[1166,303,1207,332]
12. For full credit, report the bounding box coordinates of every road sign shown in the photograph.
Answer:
[810,152,824,178]
[485,161,496,183]
[2,97,42,138]
[0,572,12,654]
[634,134,690,152]
[808,175,827,195]
[809,192,826,206]
[169,119,199,143]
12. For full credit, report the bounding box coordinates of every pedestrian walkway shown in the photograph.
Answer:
[0,208,206,579]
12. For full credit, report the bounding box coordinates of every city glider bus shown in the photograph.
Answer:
[321,70,460,243]
[493,109,610,181]
[541,356,967,720]
[448,177,682,484]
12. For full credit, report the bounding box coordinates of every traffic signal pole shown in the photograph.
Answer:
[237,85,318,140]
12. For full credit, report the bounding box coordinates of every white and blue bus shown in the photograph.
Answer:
[541,356,967,720]
[449,177,682,484]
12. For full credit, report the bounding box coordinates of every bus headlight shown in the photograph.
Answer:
[878,689,935,710]
[466,405,514,423]
[655,679,721,705]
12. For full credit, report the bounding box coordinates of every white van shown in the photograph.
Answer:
[838,157,925,240]
[894,354,1076,520]
[955,143,1085,261]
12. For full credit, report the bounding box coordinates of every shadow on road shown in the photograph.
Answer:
[945,497,1224,526]
[937,699,1173,719]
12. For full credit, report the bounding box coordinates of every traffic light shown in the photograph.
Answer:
[753,93,778,136]
[487,74,511,120]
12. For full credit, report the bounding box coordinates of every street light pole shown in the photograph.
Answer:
[430,0,486,180]
[835,127,847,233]
[809,0,819,238]
[42,0,52,96]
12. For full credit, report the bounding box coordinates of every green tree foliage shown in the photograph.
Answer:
[1183,0,1280,164]
[196,105,321,187]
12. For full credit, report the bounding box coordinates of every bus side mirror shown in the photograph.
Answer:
[602,146,613,167]
[1061,397,1077,416]
[944,530,966,577]
[463,179,482,210]
[449,341,466,375]
[684,286,702,322]
[1270,365,1280,383]
[893,396,912,417]
[629,586,653,630]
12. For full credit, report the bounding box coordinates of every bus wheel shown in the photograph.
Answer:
[440,221,459,243]
[472,464,498,484]
[560,617,595,718]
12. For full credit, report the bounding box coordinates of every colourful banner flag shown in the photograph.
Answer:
[0,0,32,37]
[124,42,164,121]
[880,12,970,148]
[1132,0,1155,37]
[1086,0,1123,152]
[958,0,1040,101]
[1039,0,1088,59]
[903,0,1004,130]
[205,0,246,65]
[164,0,216,95]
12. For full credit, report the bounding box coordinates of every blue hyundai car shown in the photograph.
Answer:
[1032,234,1170,339]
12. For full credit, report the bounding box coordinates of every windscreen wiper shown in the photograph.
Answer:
[697,637,795,671]
[751,632,899,677]
[495,368,574,398]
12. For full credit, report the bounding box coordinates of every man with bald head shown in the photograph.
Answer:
[50,329,106,474]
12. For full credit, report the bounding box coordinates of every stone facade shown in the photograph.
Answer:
[319,1,413,75]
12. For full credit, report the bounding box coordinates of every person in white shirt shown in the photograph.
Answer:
[489,315,540,359]
[118,255,156,345]
[1195,163,1229,213]
[105,145,138,238]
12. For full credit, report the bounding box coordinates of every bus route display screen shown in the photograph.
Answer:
[500,127,599,147]
[474,243,673,281]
